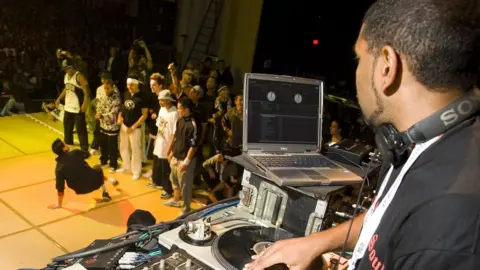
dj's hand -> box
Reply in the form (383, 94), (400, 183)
(246, 236), (321, 270)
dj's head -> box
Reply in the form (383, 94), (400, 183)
(52, 138), (69, 156)
(355, 0), (480, 130)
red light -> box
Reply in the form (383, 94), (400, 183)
(312, 39), (319, 45)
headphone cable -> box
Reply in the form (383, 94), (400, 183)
(333, 152), (377, 270)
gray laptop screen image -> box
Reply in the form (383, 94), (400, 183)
(246, 78), (320, 146)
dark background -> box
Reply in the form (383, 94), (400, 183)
(252, 0), (376, 96)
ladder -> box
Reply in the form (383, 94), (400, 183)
(184, 0), (225, 67)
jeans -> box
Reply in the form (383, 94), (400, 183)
(0, 98), (25, 116)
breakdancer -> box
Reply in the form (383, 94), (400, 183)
(48, 138), (119, 209)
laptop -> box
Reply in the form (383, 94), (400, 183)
(242, 73), (363, 187)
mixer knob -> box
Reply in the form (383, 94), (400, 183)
(172, 252), (179, 259)
(158, 259), (165, 270)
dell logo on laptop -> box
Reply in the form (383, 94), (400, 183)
(280, 147), (288, 151)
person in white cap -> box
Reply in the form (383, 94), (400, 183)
(117, 74), (148, 180)
(151, 90), (178, 198)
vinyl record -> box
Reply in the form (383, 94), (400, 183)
(212, 226), (295, 270)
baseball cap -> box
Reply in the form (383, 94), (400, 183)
(158, 90), (175, 101)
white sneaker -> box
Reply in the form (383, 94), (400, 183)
(107, 177), (119, 186)
(142, 170), (153, 178)
(109, 168), (116, 174)
(132, 174), (141, 180)
(116, 168), (130, 174)
(164, 199), (181, 207)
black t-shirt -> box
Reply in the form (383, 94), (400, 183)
(356, 116), (480, 270)
(55, 150), (103, 195)
(122, 91), (146, 128)
(192, 102), (208, 124)
(145, 91), (160, 133)
(172, 115), (202, 160)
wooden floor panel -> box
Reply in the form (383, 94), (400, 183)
(0, 115), (192, 269)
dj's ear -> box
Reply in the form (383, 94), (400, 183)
(379, 45), (400, 96)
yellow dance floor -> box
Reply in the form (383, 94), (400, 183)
(0, 113), (203, 269)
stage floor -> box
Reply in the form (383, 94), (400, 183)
(0, 113), (204, 269)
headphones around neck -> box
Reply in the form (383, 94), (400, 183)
(374, 89), (480, 167)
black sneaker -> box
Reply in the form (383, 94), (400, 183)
(101, 192), (112, 202)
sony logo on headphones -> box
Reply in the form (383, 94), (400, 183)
(440, 100), (475, 126)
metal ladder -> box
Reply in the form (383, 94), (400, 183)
(185, 0), (225, 67)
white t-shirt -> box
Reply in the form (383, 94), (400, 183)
(153, 106), (178, 158)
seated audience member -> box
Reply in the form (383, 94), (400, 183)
(203, 150), (240, 202)
(49, 139), (118, 210)
(328, 120), (344, 146)
(0, 77), (30, 116)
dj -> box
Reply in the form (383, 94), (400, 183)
(247, 0), (480, 270)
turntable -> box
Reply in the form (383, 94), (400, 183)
(156, 165), (364, 270)
(158, 204), (266, 269)
(212, 226), (294, 270)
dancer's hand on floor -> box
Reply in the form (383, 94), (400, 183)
(48, 203), (62, 210)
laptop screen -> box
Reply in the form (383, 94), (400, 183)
(246, 77), (321, 147)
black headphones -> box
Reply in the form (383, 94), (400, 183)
(374, 89), (480, 167)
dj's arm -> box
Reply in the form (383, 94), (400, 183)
(310, 212), (365, 253)
(248, 213), (366, 270)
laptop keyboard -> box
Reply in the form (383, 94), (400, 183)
(254, 155), (340, 168)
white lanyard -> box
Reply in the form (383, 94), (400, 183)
(349, 135), (441, 270)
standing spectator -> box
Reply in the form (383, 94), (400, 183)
(55, 59), (90, 155)
(151, 90), (178, 199)
(222, 94), (243, 155)
(165, 98), (201, 214)
(117, 74), (148, 180)
(95, 78), (121, 173)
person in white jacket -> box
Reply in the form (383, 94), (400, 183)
(151, 90), (178, 199)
